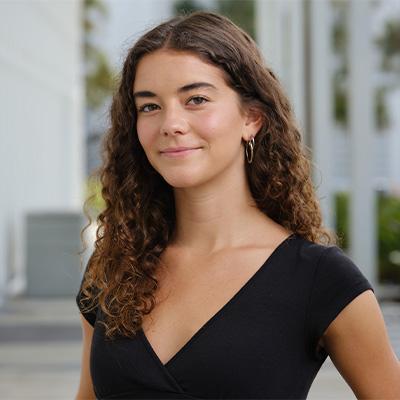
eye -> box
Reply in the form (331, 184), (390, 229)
(187, 96), (208, 106)
(137, 96), (208, 113)
(137, 103), (159, 113)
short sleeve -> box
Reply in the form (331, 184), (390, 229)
(307, 245), (374, 360)
(76, 262), (98, 327)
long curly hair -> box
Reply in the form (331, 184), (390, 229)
(78, 10), (337, 339)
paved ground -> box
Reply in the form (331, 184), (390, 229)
(0, 297), (399, 400)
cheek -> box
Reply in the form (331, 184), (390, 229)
(136, 119), (156, 150)
(197, 106), (242, 142)
(194, 110), (232, 141)
(200, 112), (219, 130)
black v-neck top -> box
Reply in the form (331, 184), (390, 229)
(76, 234), (374, 399)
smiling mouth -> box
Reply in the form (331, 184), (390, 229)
(160, 148), (202, 158)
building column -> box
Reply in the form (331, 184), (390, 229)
(309, 0), (335, 233)
(348, 0), (377, 288)
(256, 0), (306, 130)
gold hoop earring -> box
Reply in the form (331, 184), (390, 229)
(245, 137), (255, 164)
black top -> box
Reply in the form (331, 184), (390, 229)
(76, 234), (374, 399)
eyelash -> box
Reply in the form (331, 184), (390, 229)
(137, 96), (209, 113)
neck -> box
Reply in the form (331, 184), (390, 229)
(171, 161), (273, 255)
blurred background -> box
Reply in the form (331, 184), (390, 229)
(0, 0), (399, 398)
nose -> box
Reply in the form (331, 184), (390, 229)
(159, 103), (189, 136)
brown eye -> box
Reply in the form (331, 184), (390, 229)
(138, 104), (159, 113)
(187, 96), (208, 105)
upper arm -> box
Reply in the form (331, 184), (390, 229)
(321, 290), (400, 399)
(75, 314), (96, 400)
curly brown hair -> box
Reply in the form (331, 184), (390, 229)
(78, 10), (337, 339)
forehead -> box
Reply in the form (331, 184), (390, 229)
(133, 50), (228, 92)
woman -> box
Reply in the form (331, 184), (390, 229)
(75, 11), (400, 400)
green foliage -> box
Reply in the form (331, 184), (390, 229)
(335, 191), (400, 283)
(375, 86), (390, 130)
(335, 191), (349, 249)
(83, 0), (114, 110)
(378, 193), (400, 282)
(332, 4), (346, 55)
(84, 176), (105, 218)
(85, 50), (114, 110)
(333, 70), (347, 127)
(216, 0), (255, 39)
(173, 0), (255, 39)
(375, 18), (400, 76)
(173, 0), (204, 14)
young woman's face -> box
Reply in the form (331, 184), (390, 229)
(133, 49), (260, 189)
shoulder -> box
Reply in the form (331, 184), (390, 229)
(297, 237), (375, 308)
(304, 241), (372, 292)
(295, 236), (334, 262)
(295, 237), (367, 280)
(281, 236), (374, 295)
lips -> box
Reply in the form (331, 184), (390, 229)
(160, 147), (202, 158)
(160, 146), (202, 153)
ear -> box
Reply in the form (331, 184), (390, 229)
(242, 106), (264, 141)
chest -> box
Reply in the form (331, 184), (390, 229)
(140, 246), (279, 366)
(90, 235), (321, 399)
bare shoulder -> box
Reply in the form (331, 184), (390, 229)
(322, 290), (400, 398)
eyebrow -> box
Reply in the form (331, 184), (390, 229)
(132, 82), (217, 101)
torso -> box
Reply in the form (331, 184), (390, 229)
(141, 227), (294, 366)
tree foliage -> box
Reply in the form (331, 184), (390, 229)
(83, 0), (114, 110)
(335, 191), (400, 284)
(173, 0), (255, 39)
(375, 17), (400, 75)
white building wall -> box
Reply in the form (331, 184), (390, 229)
(0, 0), (85, 302)
(333, 129), (394, 192)
(387, 89), (400, 195)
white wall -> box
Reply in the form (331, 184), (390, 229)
(387, 88), (400, 194)
(0, 0), (85, 301)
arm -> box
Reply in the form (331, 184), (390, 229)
(320, 290), (400, 399)
(75, 314), (96, 400)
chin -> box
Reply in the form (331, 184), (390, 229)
(160, 171), (205, 189)
(163, 177), (199, 189)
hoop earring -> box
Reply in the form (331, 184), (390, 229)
(245, 137), (255, 164)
